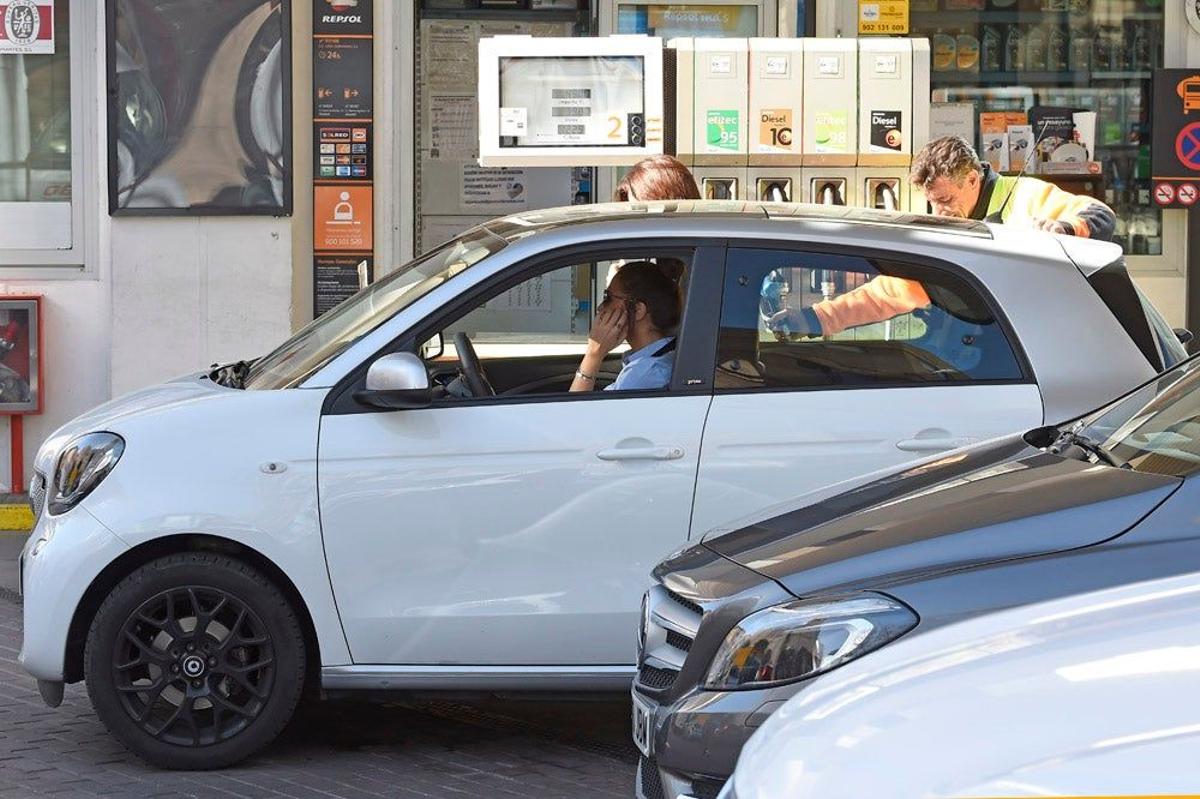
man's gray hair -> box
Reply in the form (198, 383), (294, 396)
(909, 136), (983, 188)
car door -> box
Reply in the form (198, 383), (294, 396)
(692, 244), (1045, 532)
(317, 244), (722, 667)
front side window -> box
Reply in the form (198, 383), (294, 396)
(245, 227), (506, 390)
(425, 252), (689, 399)
(716, 248), (1024, 390)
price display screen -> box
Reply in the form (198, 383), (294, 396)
(498, 56), (646, 148)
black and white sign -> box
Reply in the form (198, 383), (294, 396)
(869, 110), (903, 152)
(314, 255), (373, 316)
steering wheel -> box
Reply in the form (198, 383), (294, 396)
(453, 332), (495, 398)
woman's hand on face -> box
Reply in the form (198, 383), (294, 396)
(589, 303), (628, 354)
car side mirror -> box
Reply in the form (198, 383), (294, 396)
(354, 353), (432, 410)
(420, 332), (444, 360)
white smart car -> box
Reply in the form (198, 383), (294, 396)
(719, 571), (1200, 798)
(18, 202), (1182, 768)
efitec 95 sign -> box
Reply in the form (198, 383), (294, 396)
(0, 0), (54, 55)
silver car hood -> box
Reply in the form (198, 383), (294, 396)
(33, 373), (229, 477)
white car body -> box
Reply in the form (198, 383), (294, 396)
(722, 572), (1200, 799)
(19, 204), (1169, 697)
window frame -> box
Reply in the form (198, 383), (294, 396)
(322, 238), (727, 416)
(712, 240), (1037, 395)
(0, 0), (93, 269)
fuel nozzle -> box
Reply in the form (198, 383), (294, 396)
(867, 178), (900, 211)
(702, 177), (738, 201)
(757, 179), (791, 203)
(812, 179), (846, 206)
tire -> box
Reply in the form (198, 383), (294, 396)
(84, 552), (306, 769)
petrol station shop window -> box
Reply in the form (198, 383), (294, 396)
(0, 1), (71, 205)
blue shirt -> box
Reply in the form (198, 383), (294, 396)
(605, 336), (676, 391)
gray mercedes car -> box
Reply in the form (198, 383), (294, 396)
(635, 354), (1200, 799)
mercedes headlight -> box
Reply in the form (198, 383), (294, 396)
(704, 593), (917, 690)
(49, 432), (125, 515)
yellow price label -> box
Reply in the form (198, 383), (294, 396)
(859, 0), (910, 34)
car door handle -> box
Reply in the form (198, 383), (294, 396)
(596, 446), (685, 461)
(896, 437), (974, 452)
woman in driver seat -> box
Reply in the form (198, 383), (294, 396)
(570, 261), (682, 392)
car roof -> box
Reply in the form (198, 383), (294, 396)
(483, 200), (995, 241)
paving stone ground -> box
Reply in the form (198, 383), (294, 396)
(0, 532), (637, 798)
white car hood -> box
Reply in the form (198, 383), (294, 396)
(34, 372), (230, 476)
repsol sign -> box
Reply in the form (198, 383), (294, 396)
(322, 14), (362, 23)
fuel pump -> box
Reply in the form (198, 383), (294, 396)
(801, 38), (856, 205)
(747, 38), (803, 202)
(854, 38), (930, 212)
(689, 38), (749, 200)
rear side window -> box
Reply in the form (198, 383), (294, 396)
(1137, 289), (1188, 369)
(1085, 260), (1166, 371)
(716, 248), (1025, 390)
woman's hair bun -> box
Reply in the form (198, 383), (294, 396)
(656, 258), (685, 283)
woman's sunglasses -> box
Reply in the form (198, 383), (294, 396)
(602, 289), (637, 306)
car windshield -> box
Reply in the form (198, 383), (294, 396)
(244, 227), (506, 390)
(1076, 355), (1200, 477)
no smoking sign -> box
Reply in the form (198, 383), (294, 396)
(1155, 182), (1176, 205)
(1180, 183), (1199, 206)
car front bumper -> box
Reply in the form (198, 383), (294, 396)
(19, 507), (128, 683)
(634, 682), (797, 799)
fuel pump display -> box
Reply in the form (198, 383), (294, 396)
(475, 35), (930, 210)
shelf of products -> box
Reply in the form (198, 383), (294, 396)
(913, 0), (1164, 255)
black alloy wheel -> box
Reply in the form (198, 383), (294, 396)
(85, 553), (305, 769)
(113, 586), (274, 746)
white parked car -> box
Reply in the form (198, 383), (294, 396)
(18, 202), (1181, 768)
(719, 571), (1200, 798)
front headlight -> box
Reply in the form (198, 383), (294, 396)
(48, 432), (125, 515)
(704, 593), (917, 690)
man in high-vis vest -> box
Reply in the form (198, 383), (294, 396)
(767, 135), (1117, 338)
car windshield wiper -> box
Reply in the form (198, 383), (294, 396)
(1049, 426), (1126, 469)
(208, 359), (254, 389)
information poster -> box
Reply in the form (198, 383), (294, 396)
(314, 255), (374, 317)
(313, 0), (374, 317)
(462, 165), (528, 208)
(314, 36), (374, 119)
